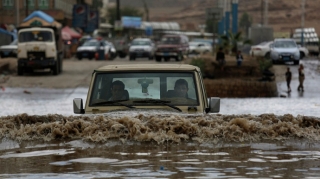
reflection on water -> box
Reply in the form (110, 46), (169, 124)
(0, 113), (320, 178)
(0, 140), (320, 178)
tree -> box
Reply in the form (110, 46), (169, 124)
(108, 6), (144, 28)
(239, 12), (252, 38)
(220, 31), (252, 55)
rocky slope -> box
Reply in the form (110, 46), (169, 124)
(110, 0), (320, 34)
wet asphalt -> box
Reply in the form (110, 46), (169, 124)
(0, 57), (319, 117)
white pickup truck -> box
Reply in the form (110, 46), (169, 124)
(17, 27), (63, 75)
(73, 64), (220, 114)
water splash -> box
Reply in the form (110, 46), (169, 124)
(0, 113), (320, 143)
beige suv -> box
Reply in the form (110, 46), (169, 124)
(73, 64), (220, 114)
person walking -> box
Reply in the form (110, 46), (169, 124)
(285, 67), (292, 92)
(235, 50), (243, 67)
(216, 47), (226, 70)
(297, 64), (305, 92)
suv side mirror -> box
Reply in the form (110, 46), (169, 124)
(73, 98), (85, 114)
(207, 97), (220, 113)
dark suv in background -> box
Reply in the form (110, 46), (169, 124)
(155, 34), (189, 62)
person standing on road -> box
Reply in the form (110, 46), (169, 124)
(216, 47), (226, 71)
(235, 50), (243, 67)
(285, 67), (292, 92)
(297, 64), (305, 92)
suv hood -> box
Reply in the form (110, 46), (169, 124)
(86, 108), (205, 117)
(273, 48), (299, 53)
(78, 46), (97, 51)
(157, 44), (179, 48)
(129, 45), (151, 51)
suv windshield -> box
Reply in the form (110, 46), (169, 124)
(131, 40), (151, 46)
(160, 36), (180, 44)
(274, 41), (297, 48)
(89, 72), (199, 107)
(19, 31), (53, 42)
(83, 41), (99, 47)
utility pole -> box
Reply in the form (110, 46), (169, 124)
(142, 0), (149, 21)
(264, 0), (268, 26)
(116, 0), (120, 21)
(301, 0), (305, 46)
(25, 0), (29, 17)
(261, 0), (263, 26)
(16, 0), (20, 26)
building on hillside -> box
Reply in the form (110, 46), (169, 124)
(0, 0), (92, 27)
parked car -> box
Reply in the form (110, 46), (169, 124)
(155, 34), (189, 62)
(270, 38), (300, 65)
(297, 45), (309, 59)
(0, 39), (17, 58)
(76, 39), (116, 60)
(188, 41), (212, 55)
(249, 41), (273, 58)
(128, 38), (156, 60)
(250, 41), (308, 59)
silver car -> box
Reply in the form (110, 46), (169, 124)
(270, 39), (300, 65)
(128, 38), (156, 60)
(0, 39), (17, 58)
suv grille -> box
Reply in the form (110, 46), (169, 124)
(27, 51), (46, 60)
(158, 48), (177, 52)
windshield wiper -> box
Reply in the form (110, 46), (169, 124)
(92, 100), (135, 109)
(133, 99), (182, 112)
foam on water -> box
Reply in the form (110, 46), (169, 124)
(0, 113), (319, 143)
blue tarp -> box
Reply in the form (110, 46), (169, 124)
(23, 11), (54, 23)
(0, 28), (16, 40)
(0, 28), (12, 36)
(122, 16), (142, 28)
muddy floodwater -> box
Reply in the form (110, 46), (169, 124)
(1, 62), (320, 179)
(1, 111), (320, 178)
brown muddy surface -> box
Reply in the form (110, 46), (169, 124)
(1, 113), (320, 178)
(1, 113), (320, 143)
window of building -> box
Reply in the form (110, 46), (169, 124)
(24, 0), (35, 9)
(38, 0), (49, 9)
(2, 0), (14, 9)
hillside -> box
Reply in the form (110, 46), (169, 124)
(109, 0), (320, 35)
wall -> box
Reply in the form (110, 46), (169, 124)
(204, 79), (278, 98)
(249, 26), (274, 45)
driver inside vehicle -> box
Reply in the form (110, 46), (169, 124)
(173, 79), (189, 98)
(165, 79), (197, 104)
(108, 80), (127, 101)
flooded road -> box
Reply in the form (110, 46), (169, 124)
(0, 113), (320, 178)
(0, 59), (319, 178)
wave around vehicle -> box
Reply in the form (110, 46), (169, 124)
(1, 112), (320, 143)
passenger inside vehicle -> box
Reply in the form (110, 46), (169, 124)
(108, 80), (129, 101)
(166, 79), (189, 98)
